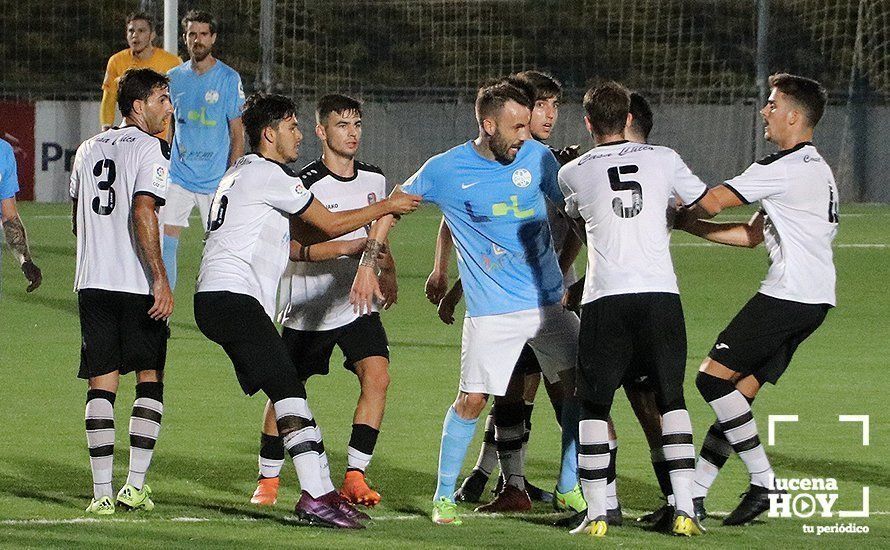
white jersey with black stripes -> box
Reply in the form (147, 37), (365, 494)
(558, 140), (708, 304)
(197, 154), (313, 318)
(724, 142), (838, 306)
(70, 125), (170, 295)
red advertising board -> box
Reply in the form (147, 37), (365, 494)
(0, 101), (36, 200)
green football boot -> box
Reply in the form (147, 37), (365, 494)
(116, 483), (155, 511)
(432, 496), (462, 525)
(554, 484), (587, 513)
(85, 495), (115, 515)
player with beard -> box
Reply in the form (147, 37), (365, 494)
(248, 94), (396, 509)
(429, 71), (586, 514)
(161, 10), (245, 296)
(350, 77), (581, 525)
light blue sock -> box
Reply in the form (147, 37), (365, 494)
(161, 235), (179, 290)
(557, 397), (580, 493)
(434, 406), (478, 501)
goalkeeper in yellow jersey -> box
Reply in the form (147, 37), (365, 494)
(100, 12), (180, 136)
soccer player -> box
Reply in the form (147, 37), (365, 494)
(99, 12), (181, 134)
(162, 10), (245, 291)
(1, 137), (42, 293)
(676, 73), (837, 526)
(71, 68), (174, 515)
(431, 71), (582, 511)
(558, 82), (709, 537)
(193, 93), (420, 528)
(351, 77), (581, 525)
(249, 94), (395, 509)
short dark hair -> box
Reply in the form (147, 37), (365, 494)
(768, 73), (827, 127)
(516, 70), (562, 100)
(475, 77), (535, 122)
(629, 92), (653, 140)
(126, 11), (153, 30)
(181, 9), (217, 34)
(118, 68), (169, 118)
(242, 93), (297, 149)
(315, 94), (363, 125)
(583, 82), (631, 137)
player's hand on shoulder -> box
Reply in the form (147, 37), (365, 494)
(425, 269), (448, 305)
(350, 265), (383, 316)
(148, 278), (174, 321)
(21, 260), (42, 292)
(386, 190), (422, 215)
(556, 144), (581, 165)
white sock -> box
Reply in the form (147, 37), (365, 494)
(579, 419), (610, 520)
(708, 391), (774, 489)
(275, 397), (330, 498)
(662, 410), (696, 517)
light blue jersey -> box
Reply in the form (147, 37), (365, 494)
(403, 139), (564, 317)
(168, 60), (245, 194)
(0, 138), (20, 199)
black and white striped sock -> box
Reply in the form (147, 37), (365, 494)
(258, 432), (285, 479)
(662, 409), (696, 517)
(346, 423), (379, 474)
(578, 418), (610, 520)
(126, 382), (163, 490)
(692, 422), (733, 498)
(472, 411), (498, 477)
(274, 397), (330, 498)
(85, 389), (116, 499)
(494, 401), (526, 491)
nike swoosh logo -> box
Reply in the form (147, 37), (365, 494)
(461, 182), (479, 189)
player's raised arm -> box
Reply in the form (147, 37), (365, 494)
(296, 187), (419, 245)
(133, 195), (173, 320)
(678, 210), (765, 248)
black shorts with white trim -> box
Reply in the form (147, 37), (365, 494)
(577, 292), (687, 412)
(77, 288), (167, 379)
(281, 313), (389, 380)
(709, 292), (830, 385)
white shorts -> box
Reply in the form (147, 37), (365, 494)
(460, 303), (579, 396)
(159, 182), (214, 229)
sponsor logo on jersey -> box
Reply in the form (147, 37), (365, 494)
(492, 195), (534, 219)
(803, 154), (822, 163)
(461, 181), (479, 189)
(618, 144), (654, 156)
(152, 163), (169, 191)
(512, 168), (532, 188)
(367, 192), (377, 205)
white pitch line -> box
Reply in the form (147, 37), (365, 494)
(671, 242), (887, 248)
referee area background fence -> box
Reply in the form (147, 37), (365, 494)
(0, 0), (887, 202)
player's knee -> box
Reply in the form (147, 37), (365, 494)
(695, 370), (734, 402)
(357, 359), (390, 395)
(580, 398), (611, 422)
(455, 392), (487, 419)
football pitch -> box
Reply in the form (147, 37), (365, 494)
(0, 202), (887, 549)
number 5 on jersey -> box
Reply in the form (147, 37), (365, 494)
(609, 164), (643, 218)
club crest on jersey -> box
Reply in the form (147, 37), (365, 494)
(367, 192), (378, 205)
(512, 168), (532, 188)
(204, 90), (220, 104)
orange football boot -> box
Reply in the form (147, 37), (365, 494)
(250, 477), (280, 506)
(339, 471), (381, 507)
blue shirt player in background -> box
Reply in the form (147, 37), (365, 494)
(162, 10), (245, 291)
(1, 137), (41, 293)
(349, 77), (582, 526)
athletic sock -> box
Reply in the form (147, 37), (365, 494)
(126, 382), (163, 490)
(650, 447), (674, 502)
(578, 417), (610, 520)
(315, 425), (336, 493)
(605, 438), (618, 509)
(520, 401), (534, 468)
(85, 389), (116, 499)
(161, 235), (179, 291)
(434, 406), (478, 501)
(697, 372), (773, 489)
(557, 397), (580, 493)
(346, 423), (380, 474)
(471, 411), (498, 477)
(258, 432), (285, 479)
(692, 422), (733, 498)
(274, 397), (329, 498)
(662, 409), (696, 517)
(494, 401), (526, 491)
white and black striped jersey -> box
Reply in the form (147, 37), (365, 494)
(278, 158), (387, 331)
(70, 125), (170, 294)
(197, 154), (313, 318)
(724, 142), (837, 306)
(558, 141), (708, 304)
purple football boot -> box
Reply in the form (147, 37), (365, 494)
(293, 491), (365, 529)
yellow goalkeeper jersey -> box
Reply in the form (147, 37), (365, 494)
(100, 47), (181, 135)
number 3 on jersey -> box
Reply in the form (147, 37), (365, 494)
(608, 164), (643, 218)
(207, 172), (238, 231)
(91, 159), (116, 215)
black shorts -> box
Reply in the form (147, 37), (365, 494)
(194, 291), (305, 402)
(515, 344), (543, 375)
(281, 313), (389, 379)
(709, 293), (830, 385)
(578, 293), (687, 412)
(77, 288), (168, 379)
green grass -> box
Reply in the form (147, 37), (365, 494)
(1, 202), (888, 549)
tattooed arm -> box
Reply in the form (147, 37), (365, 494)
(1, 197), (42, 292)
